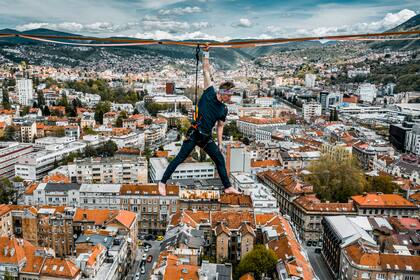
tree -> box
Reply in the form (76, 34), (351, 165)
(42, 105), (51, 116)
(84, 145), (96, 157)
(95, 101), (111, 114)
(3, 270), (14, 280)
(94, 110), (104, 124)
(305, 154), (366, 202)
(133, 108), (139, 115)
(0, 177), (16, 204)
(366, 174), (398, 194)
(37, 91), (46, 106)
(2, 89), (11, 110)
(242, 137), (250, 145)
(0, 126), (16, 141)
(144, 118), (153, 125)
(287, 116), (297, 125)
(143, 147), (153, 159)
(236, 245), (278, 280)
(97, 140), (118, 157)
(21, 106), (30, 116)
(223, 121), (243, 140)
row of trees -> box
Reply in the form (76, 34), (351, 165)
(305, 154), (399, 202)
(64, 79), (144, 104)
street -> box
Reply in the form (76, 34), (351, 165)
(127, 241), (162, 280)
(305, 247), (333, 280)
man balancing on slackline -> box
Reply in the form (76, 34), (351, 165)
(158, 46), (241, 196)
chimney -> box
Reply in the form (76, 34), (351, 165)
(83, 213), (87, 220)
(4, 246), (8, 256)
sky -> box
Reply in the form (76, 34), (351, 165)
(0, 0), (418, 41)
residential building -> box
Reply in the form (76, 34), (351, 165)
(149, 157), (215, 182)
(37, 206), (76, 257)
(144, 124), (165, 147)
(257, 213), (316, 280)
(178, 189), (220, 211)
(28, 182), (80, 207)
(405, 124), (420, 155)
(340, 242), (420, 280)
(257, 170), (313, 217)
(79, 184), (121, 210)
(305, 74), (316, 88)
(20, 121), (37, 143)
(212, 211), (256, 263)
(237, 117), (287, 137)
(302, 101), (322, 122)
(292, 194), (356, 244)
(351, 193), (419, 218)
(357, 83), (377, 103)
(221, 142), (251, 175)
(0, 236), (81, 280)
(0, 204), (12, 237)
(0, 142), (33, 179)
(16, 78), (33, 106)
(321, 215), (377, 278)
(119, 184), (179, 234)
(111, 131), (145, 149)
(69, 156), (148, 184)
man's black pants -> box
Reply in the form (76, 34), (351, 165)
(160, 129), (231, 189)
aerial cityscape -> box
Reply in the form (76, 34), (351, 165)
(0, 1), (419, 280)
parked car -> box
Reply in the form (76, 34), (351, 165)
(142, 254), (147, 261)
(156, 235), (164, 241)
(147, 255), (153, 263)
(140, 266), (146, 274)
(315, 248), (322, 254)
(145, 234), (155, 241)
(144, 246), (149, 252)
(135, 272), (140, 280)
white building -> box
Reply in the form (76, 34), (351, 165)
(15, 141), (87, 180)
(149, 157), (215, 182)
(34, 136), (76, 149)
(16, 78), (33, 106)
(79, 184), (121, 210)
(111, 131), (145, 149)
(237, 117), (287, 137)
(302, 101), (322, 121)
(250, 184), (278, 213)
(0, 142), (33, 178)
(304, 74), (316, 88)
(405, 124), (420, 155)
(68, 156), (148, 184)
(27, 182), (80, 207)
(357, 83), (377, 103)
(255, 97), (274, 107)
(221, 142), (251, 174)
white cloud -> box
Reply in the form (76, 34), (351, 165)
(234, 18), (252, 28)
(132, 30), (230, 41)
(142, 20), (210, 33)
(266, 9), (416, 37)
(16, 21), (138, 33)
(158, 6), (202, 16)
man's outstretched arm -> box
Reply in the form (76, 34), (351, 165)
(203, 46), (212, 90)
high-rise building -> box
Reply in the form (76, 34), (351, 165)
(405, 124), (420, 155)
(302, 101), (322, 121)
(304, 74), (316, 88)
(357, 83), (377, 103)
(16, 78), (33, 106)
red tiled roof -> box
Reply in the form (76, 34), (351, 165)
(352, 193), (417, 208)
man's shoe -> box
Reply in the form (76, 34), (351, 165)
(158, 182), (167, 196)
(223, 187), (241, 195)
